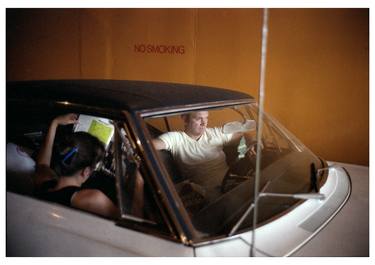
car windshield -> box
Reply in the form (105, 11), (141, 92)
(143, 103), (325, 238)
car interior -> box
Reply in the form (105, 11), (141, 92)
(7, 102), (326, 237)
(6, 106), (166, 228)
(143, 110), (326, 236)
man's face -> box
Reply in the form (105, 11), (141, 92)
(185, 111), (209, 137)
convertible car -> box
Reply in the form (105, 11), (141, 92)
(6, 80), (366, 256)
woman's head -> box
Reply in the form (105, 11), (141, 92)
(54, 132), (105, 177)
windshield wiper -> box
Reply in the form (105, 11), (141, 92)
(228, 181), (271, 236)
(228, 180), (326, 237)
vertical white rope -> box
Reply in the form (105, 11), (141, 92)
(251, 8), (269, 257)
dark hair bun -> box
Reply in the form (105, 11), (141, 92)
(55, 132), (105, 176)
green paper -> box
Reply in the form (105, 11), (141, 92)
(88, 120), (113, 145)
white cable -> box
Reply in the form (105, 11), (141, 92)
(251, 8), (269, 257)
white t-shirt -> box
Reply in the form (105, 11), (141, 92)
(159, 128), (232, 189)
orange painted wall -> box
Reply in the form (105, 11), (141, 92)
(6, 8), (369, 165)
(6, 9), (81, 79)
(266, 9), (369, 166)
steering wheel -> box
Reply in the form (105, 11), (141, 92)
(220, 143), (258, 193)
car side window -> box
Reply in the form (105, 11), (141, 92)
(6, 102), (173, 237)
(113, 121), (172, 234)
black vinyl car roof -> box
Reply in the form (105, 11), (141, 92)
(7, 80), (253, 113)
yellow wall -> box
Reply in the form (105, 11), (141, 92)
(6, 8), (369, 165)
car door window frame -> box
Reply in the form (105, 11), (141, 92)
(112, 116), (182, 241)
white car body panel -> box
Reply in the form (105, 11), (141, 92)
(241, 164), (351, 256)
(292, 162), (369, 256)
(7, 192), (194, 257)
(194, 163), (352, 257)
(7, 161), (361, 257)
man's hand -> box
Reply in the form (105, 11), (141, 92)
(246, 139), (264, 157)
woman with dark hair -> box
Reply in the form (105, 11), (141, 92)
(34, 113), (119, 219)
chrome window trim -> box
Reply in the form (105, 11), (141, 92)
(139, 99), (253, 118)
(121, 110), (195, 244)
(113, 112), (184, 241)
(134, 112), (202, 243)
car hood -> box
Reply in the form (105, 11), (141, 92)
(194, 162), (364, 257)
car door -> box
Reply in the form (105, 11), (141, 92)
(6, 99), (194, 256)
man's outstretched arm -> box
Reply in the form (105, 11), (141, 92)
(152, 138), (166, 150)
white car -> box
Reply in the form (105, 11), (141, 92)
(6, 80), (368, 256)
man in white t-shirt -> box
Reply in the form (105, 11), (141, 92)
(152, 111), (243, 190)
